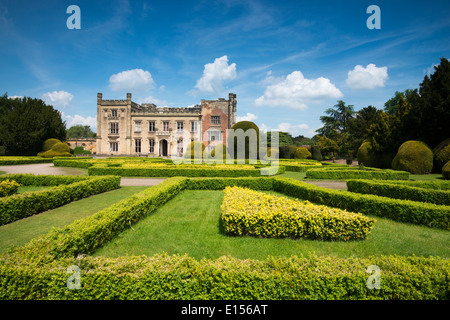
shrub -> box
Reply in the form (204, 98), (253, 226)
(0, 175), (121, 225)
(294, 147), (311, 159)
(73, 146), (84, 155)
(392, 140), (433, 174)
(305, 168), (409, 180)
(357, 141), (393, 168)
(273, 177), (449, 230)
(184, 141), (206, 160)
(279, 145), (298, 159)
(0, 180), (20, 197)
(42, 138), (62, 151)
(311, 145), (323, 161)
(433, 138), (450, 172)
(37, 150), (72, 158)
(221, 186), (375, 240)
(347, 179), (450, 206)
(443, 161), (450, 180)
(0, 157), (53, 165)
(210, 143), (228, 160)
(51, 142), (70, 153)
(227, 121), (260, 159)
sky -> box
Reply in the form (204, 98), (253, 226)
(1, 0), (449, 137)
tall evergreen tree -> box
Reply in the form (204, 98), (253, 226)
(0, 95), (66, 155)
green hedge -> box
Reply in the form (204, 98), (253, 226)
(347, 179), (450, 205)
(87, 165), (285, 177)
(0, 157), (54, 165)
(1, 253), (448, 300)
(186, 176), (274, 190)
(306, 168), (409, 180)
(0, 174), (89, 186)
(273, 177), (449, 230)
(0, 176), (448, 300)
(53, 159), (94, 168)
(0, 180), (20, 197)
(355, 179), (450, 191)
(0, 175), (121, 225)
(221, 186), (375, 241)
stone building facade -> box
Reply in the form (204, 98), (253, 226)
(96, 92), (237, 157)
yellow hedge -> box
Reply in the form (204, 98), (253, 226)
(221, 186), (375, 241)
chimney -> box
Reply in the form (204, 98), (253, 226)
(97, 93), (102, 101)
(127, 93), (132, 101)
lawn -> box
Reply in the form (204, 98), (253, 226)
(93, 189), (450, 260)
(0, 186), (148, 254)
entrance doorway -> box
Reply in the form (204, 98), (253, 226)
(159, 139), (168, 157)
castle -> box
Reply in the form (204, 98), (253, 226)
(96, 93), (237, 157)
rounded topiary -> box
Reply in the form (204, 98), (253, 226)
(392, 140), (433, 174)
(42, 138), (62, 151)
(184, 141), (206, 159)
(443, 160), (450, 180)
(37, 150), (72, 158)
(210, 143), (228, 159)
(51, 142), (70, 153)
(433, 138), (450, 172)
(227, 121), (260, 159)
(311, 145), (323, 161)
(266, 147), (279, 158)
(357, 141), (379, 168)
(294, 147), (311, 159)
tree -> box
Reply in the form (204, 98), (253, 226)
(316, 134), (339, 161)
(267, 131), (293, 146)
(316, 100), (355, 138)
(347, 105), (379, 152)
(66, 125), (96, 138)
(0, 95), (66, 156)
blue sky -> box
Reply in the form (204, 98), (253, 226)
(1, 0), (449, 137)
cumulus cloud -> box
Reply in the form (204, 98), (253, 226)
(194, 55), (237, 95)
(41, 90), (74, 108)
(62, 112), (97, 131)
(346, 64), (388, 90)
(136, 95), (168, 106)
(236, 113), (258, 122)
(109, 69), (155, 92)
(259, 122), (314, 137)
(8, 95), (23, 100)
(255, 71), (343, 110)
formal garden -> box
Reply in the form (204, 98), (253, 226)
(0, 59), (449, 300)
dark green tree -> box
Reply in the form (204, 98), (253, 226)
(316, 100), (355, 139)
(347, 105), (379, 152)
(0, 94), (66, 155)
(66, 125), (96, 138)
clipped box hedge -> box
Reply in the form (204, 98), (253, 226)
(306, 168), (410, 180)
(0, 176), (448, 300)
(87, 164), (285, 177)
(0, 175), (121, 225)
(221, 186), (375, 240)
(0, 156), (54, 165)
(0, 180), (20, 197)
(347, 179), (450, 206)
(365, 179), (450, 191)
(273, 177), (449, 230)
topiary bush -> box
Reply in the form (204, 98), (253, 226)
(42, 138), (62, 151)
(443, 161), (450, 180)
(210, 143), (228, 160)
(433, 138), (450, 172)
(38, 139), (72, 158)
(294, 147), (311, 159)
(392, 140), (433, 174)
(227, 121), (260, 160)
(183, 141), (206, 161)
(310, 145), (323, 161)
(357, 141), (393, 168)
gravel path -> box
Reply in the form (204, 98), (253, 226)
(303, 180), (348, 190)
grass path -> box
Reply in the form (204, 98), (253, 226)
(0, 186), (148, 254)
(94, 189), (450, 261)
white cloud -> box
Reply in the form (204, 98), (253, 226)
(109, 69), (155, 92)
(136, 95), (168, 106)
(41, 90), (74, 108)
(425, 63), (438, 75)
(346, 64), (388, 90)
(236, 113), (258, 122)
(8, 95), (22, 100)
(255, 71), (343, 110)
(259, 122), (314, 137)
(62, 112), (97, 131)
(194, 55), (237, 95)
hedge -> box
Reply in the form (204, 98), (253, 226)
(221, 186), (375, 240)
(0, 174), (90, 186)
(273, 177), (449, 230)
(347, 179), (450, 205)
(305, 168), (409, 180)
(355, 179), (450, 191)
(0, 157), (54, 165)
(0, 176), (448, 300)
(87, 165), (285, 177)
(0, 180), (20, 197)
(0, 175), (121, 225)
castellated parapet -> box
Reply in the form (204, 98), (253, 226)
(96, 92), (237, 157)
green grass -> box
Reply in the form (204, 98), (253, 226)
(278, 171), (306, 180)
(0, 171), (5, 175)
(93, 189), (450, 261)
(0, 186), (148, 254)
(410, 173), (445, 181)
